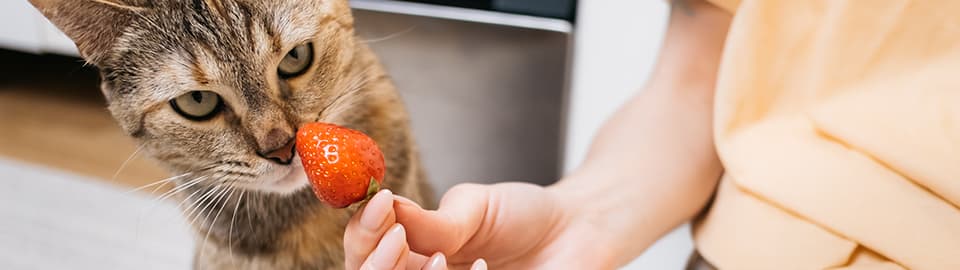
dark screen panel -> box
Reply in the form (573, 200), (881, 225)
(398, 0), (576, 22)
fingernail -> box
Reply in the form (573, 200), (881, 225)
(471, 258), (487, 270)
(424, 252), (447, 270)
(393, 195), (421, 209)
(369, 224), (406, 268)
(360, 189), (393, 230)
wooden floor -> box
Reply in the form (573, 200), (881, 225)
(0, 50), (166, 188)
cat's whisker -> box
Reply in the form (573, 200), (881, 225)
(151, 165), (222, 212)
(245, 191), (255, 240)
(317, 70), (383, 122)
(322, 83), (378, 121)
(111, 144), (145, 183)
(146, 179), (175, 198)
(172, 179), (213, 215)
(141, 175), (211, 230)
(344, 67), (378, 93)
(200, 184), (237, 263)
(360, 26), (416, 45)
(133, 163), (220, 197)
(143, 173), (198, 202)
(228, 189), (246, 261)
(182, 184), (221, 219)
(133, 171), (212, 250)
(191, 180), (235, 227)
(324, 92), (371, 121)
(192, 183), (234, 268)
(184, 184), (226, 228)
(317, 66), (375, 120)
(153, 174), (210, 204)
(124, 171), (194, 195)
(139, 174), (211, 229)
(342, 71), (381, 101)
(186, 184), (228, 270)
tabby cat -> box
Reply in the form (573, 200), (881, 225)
(30, 0), (431, 268)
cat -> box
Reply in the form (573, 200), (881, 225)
(30, 0), (432, 268)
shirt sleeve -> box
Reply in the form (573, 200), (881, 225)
(706, 0), (740, 13)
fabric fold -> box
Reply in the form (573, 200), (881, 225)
(694, 178), (856, 270)
(719, 115), (960, 269)
(809, 55), (960, 208)
(698, 0), (960, 268)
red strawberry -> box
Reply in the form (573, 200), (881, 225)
(295, 122), (384, 208)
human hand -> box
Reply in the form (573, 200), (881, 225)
(343, 189), (487, 270)
(345, 182), (613, 270)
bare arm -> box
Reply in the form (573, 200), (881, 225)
(551, 0), (731, 265)
(342, 2), (733, 269)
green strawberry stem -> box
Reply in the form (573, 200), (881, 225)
(365, 177), (381, 201)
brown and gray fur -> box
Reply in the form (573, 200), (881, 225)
(30, 0), (432, 268)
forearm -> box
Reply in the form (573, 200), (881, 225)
(551, 82), (721, 264)
(549, 0), (730, 266)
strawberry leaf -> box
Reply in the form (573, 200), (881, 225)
(365, 177), (380, 200)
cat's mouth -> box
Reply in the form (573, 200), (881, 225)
(250, 155), (309, 194)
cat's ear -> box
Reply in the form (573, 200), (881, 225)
(29, 0), (145, 65)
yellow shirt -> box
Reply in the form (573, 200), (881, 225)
(695, 0), (960, 269)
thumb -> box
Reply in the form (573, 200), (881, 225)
(393, 184), (490, 256)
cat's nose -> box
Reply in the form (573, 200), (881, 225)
(259, 139), (295, 164)
(257, 129), (296, 165)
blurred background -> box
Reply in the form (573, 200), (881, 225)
(0, 0), (679, 269)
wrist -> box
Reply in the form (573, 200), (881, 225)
(547, 168), (674, 268)
(546, 170), (624, 267)
(546, 169), (595, 225)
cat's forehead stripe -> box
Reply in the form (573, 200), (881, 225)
(113, 0), (336, 113)
(202, 0), (226, 18)
(272, 0), (328, 50)
(145, 55), (189, 102)
(184, 48), (211, 85)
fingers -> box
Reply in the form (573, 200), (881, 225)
(360, 224), (408, 270)
(394, 184), (489, 256)
(345, 190), (397, 270)
(348, 189), (487, 270)
(405, 252), (429, 270)
(419, 253), (446, 270)
(470, 259), (487, 270)
(416, 253), (487, 270)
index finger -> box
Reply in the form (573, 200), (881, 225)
(344, 189), (397, 270)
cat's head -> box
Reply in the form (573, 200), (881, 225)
(32, 0), (366, 194)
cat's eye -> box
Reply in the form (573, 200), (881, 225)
(170, 91), (223, 121)
(278, 43), (314, 78)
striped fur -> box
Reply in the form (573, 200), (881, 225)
(30, 0), (432, 268)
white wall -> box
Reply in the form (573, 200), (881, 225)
(0, 1), (45, 54)
(0, 1), (79, 56)
(566, 1), (693, 269)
